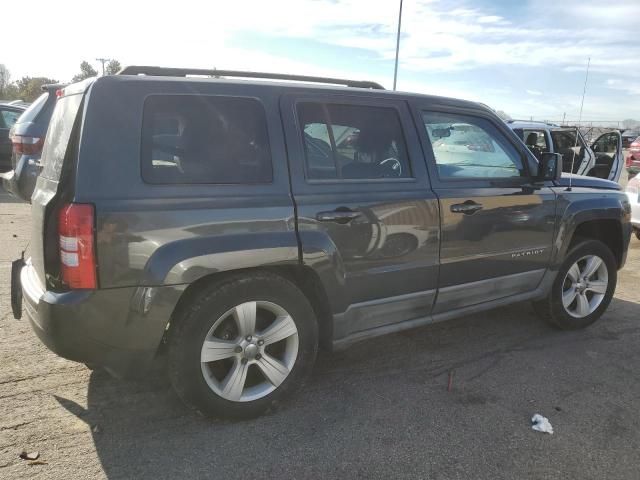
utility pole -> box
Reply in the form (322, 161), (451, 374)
(393, 0), (403, 91)
(95, 58), (110, 76)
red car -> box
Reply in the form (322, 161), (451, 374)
(627, 138), (640, 176)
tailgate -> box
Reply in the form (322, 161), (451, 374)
(30, 93), (84, 286)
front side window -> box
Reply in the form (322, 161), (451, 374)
(523, 130), (548, 151)
(592, 132), (618, 154)
(298, 102), (411, 180)
(520, 129), (549, 161)
(141, 95), (272, 184)
(422, 111), (525, 179)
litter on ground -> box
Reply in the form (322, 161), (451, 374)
(531, 414), (554, 434)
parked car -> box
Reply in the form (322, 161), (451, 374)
(622, 129), (639, 149)
(3, 85), (65, 201)
(11, 67), (632, 419)
(625, 175), (640, 239)
(626, 138), (640, 177)
(508, 121), (623, 183)
(0, 101), (27, 173)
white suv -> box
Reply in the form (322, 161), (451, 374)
(507, 121), (623, 183)
(626, 175), (640, 239)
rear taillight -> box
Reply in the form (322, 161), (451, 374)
(11, 135), (44, 156)
(58, 204), (97, 289)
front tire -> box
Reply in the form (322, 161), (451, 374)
(533, 239), (617, 330)
(168, 272), (318, 419)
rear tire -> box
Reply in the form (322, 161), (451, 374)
(634, 229), (640, 241)
(533, 239), (617, 330)
(168, 272), (318, 419)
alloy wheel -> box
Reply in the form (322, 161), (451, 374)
(561, 255), (609, 318)
(200, 301), (299, 402)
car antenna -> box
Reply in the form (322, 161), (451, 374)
(567, 57), (591, 191)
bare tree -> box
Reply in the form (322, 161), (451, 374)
(0, 64), (11, 97)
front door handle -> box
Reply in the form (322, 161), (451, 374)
(450, 201), (483, 215)
(316, 208), (361, 224)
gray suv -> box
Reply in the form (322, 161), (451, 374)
(11, 67), (632, 418)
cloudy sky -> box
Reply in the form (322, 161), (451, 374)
(4, 0), (639, 121)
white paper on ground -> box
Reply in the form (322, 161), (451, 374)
(531, 413), (554, 434)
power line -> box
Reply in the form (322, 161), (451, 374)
(95, 58), (111, 76)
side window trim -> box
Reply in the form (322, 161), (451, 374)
(295, 99), (414, 183)
(413, 105), (532, 185)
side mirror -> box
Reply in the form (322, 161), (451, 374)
(537, 152), (562, 181)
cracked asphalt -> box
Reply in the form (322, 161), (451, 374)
(1, 188), (640, 479)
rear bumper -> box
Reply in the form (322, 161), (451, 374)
(19, 262), (182, 378)
(1, 155), (39, 202)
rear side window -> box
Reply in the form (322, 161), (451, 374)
(40, 94), (83, 180)
(297, 102), (411, 180)
(141, 95), (272, 184)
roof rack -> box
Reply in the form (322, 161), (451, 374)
(117, 66), (385, 90)
(41, 83), (67, 92)
(507, 119), (559, 127)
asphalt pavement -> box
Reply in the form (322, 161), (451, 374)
(1, 189), (640, 479)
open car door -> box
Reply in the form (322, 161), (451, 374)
(550, 128), (592, 176)
(590, 131), (623, 183)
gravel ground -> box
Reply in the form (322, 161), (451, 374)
(1, 189), (640, 479)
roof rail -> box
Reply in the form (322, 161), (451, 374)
(507, 119), (559, 127)
(117, 65), (385, 90)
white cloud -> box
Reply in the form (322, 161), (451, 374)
(606, 78), (640, 96)
(477, 15), (506, 24)
(526, 90), (543, 96)
(2, 0), (639, 119)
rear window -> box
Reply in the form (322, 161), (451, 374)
(141, 95), (272, 184)
(17, 93), (49, 124)
(40, 93), (83, 180)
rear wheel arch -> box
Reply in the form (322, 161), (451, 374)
(165, 265), (333, 349)
(166, 270), (319, 418)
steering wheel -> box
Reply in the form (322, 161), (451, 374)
(379, 157), (402, 177)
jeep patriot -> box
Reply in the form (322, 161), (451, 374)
(11, 67), (632, 418)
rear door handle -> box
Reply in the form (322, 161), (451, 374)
(450, 201), (483, 215)
(316, 209), (361, 224)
